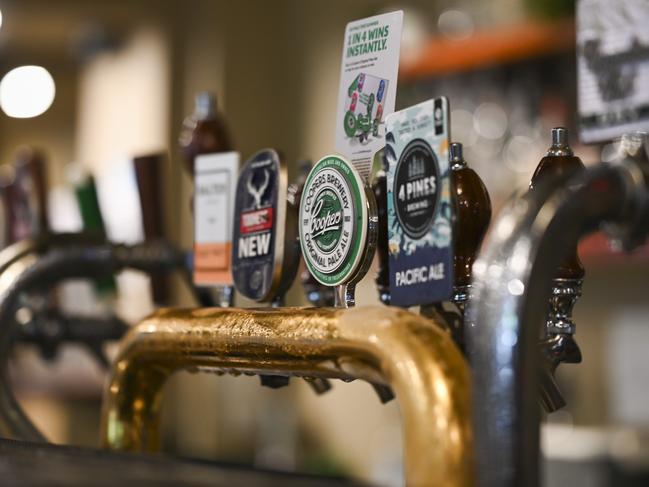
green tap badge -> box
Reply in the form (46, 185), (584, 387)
(299, 155), (371, 287)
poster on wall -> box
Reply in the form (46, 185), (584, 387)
(577, 0), (649, 143)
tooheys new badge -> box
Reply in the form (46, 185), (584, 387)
(299, 155), (376, 301)
(385, 97), (453, 307)
(232, 149), (298, 302)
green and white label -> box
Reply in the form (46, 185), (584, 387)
(334, 11), (403, 179)
(300, 155), (367, 286)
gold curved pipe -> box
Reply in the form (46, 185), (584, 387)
(100, 306), (473, 486)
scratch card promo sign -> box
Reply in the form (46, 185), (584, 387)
(232, 149), (283, 301)
(335, 11), (403, 179)
(385, 98), (453, 307)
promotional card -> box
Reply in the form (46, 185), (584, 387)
(385, 98), (453, 307)
(335, 11), (403, 179)
(193, 151), (239, 286)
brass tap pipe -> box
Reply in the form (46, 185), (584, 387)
(101, 306), (473, 487)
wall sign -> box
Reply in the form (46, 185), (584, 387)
(577, 0), (649, 143)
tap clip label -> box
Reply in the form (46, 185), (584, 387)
(385, 97), (453, 306)
(193, 151), (239, 286)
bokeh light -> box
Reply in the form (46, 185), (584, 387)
(0, 66), (56, 118)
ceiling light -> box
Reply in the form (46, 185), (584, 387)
(0, 66), (56, 118)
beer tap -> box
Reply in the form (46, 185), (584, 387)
(232, 149), (300, 389)
(299, 155), (377, 309)
(133, 153), (172, 306)
(372, 152), (390, 306)
(530, 127), (585, 412)
(100, 305), (473, 486)
(466, 134), (649, 487)
(422, 143), (492, 350)
(181, 91), (235, 307)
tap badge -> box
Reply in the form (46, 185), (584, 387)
(299, 155), (368, 286)
(385, 97), (453, 307)
(232, 149), (285, 301)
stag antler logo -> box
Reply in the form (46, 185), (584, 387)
(246, 169), (270, 209)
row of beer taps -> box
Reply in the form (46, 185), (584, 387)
(0, 88), (648, 486)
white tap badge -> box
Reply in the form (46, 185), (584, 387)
(193, 151), (239, 286)
(577, 0), (649, 143)
(335, 11), (403, 179)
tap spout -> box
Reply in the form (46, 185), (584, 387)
(466, 160), (649, 487)
(100, 306), (473, 487)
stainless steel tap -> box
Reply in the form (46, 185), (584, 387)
(466, 134), (649, 487)
(531, 128), (586, 412)
(0, 234), (201, 442)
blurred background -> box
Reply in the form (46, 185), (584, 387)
(0, 0), (648, 486)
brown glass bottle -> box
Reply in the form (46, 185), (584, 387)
(179, 92), (233, 175)
(450, 143), (492, 292)
(529, 127), (585, 280)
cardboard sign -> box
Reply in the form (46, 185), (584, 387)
(193, 152), (239, 286)
(232, 149), (287, 301)
(577, 0), (649, 142)
(385, 98), (453, 307)
(335, 11), (403, 179)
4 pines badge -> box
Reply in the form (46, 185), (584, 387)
(299, 155), (376, 299)
(385, 97), (453, 307)
(232, 149), (299, 303)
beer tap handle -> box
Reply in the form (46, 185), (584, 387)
(449, 142), (492, 310)
(181, 92), (234, 307)
(531, 128), (585, 412)
(133, 153), (169, 305)
(372, 156), (390, 305)
(421, 142), (491, 350)
(15, 147), (49, 234)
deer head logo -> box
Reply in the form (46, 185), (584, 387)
(246, 169), (270, 209)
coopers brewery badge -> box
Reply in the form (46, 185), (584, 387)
(299, 155), (367, 286)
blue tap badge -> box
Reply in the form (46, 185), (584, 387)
(232, 149), (285, 302)
(385, 97), (453, 307)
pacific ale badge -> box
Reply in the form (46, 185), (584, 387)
(232, 149), (288, 301)
(299, 155), (369, 287)
(194, 151), (239, 286)
(385, 97), (453, 307)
